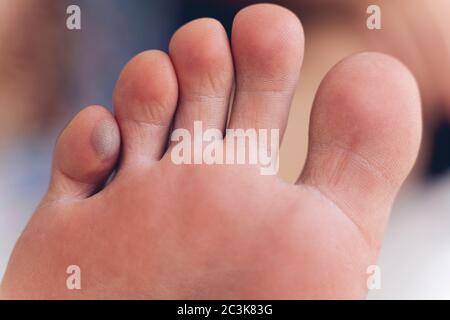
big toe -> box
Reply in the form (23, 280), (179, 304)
(298, 52), (422, 247)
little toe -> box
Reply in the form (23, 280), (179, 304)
(48, 105), (120, 200)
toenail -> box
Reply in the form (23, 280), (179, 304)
(92, 120), (120, 159)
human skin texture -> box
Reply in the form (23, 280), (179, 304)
(0, 4), (421, 299)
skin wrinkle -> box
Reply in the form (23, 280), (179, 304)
(309, 142), (398, 192)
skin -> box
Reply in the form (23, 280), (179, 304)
(0, 4), (421, 299)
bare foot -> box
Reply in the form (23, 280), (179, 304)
(0, 4), (421, 299)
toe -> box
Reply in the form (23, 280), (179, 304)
(48, 105), (120, 200)
(113, 50), (178, 165)
(298, 52), (422, 247)
(169, 18), (233, 133)
(228, 3), (304, 137)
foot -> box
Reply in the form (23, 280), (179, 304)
(0, 4), (421, 299)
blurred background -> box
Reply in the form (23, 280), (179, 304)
(1, 0), (449, 299)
